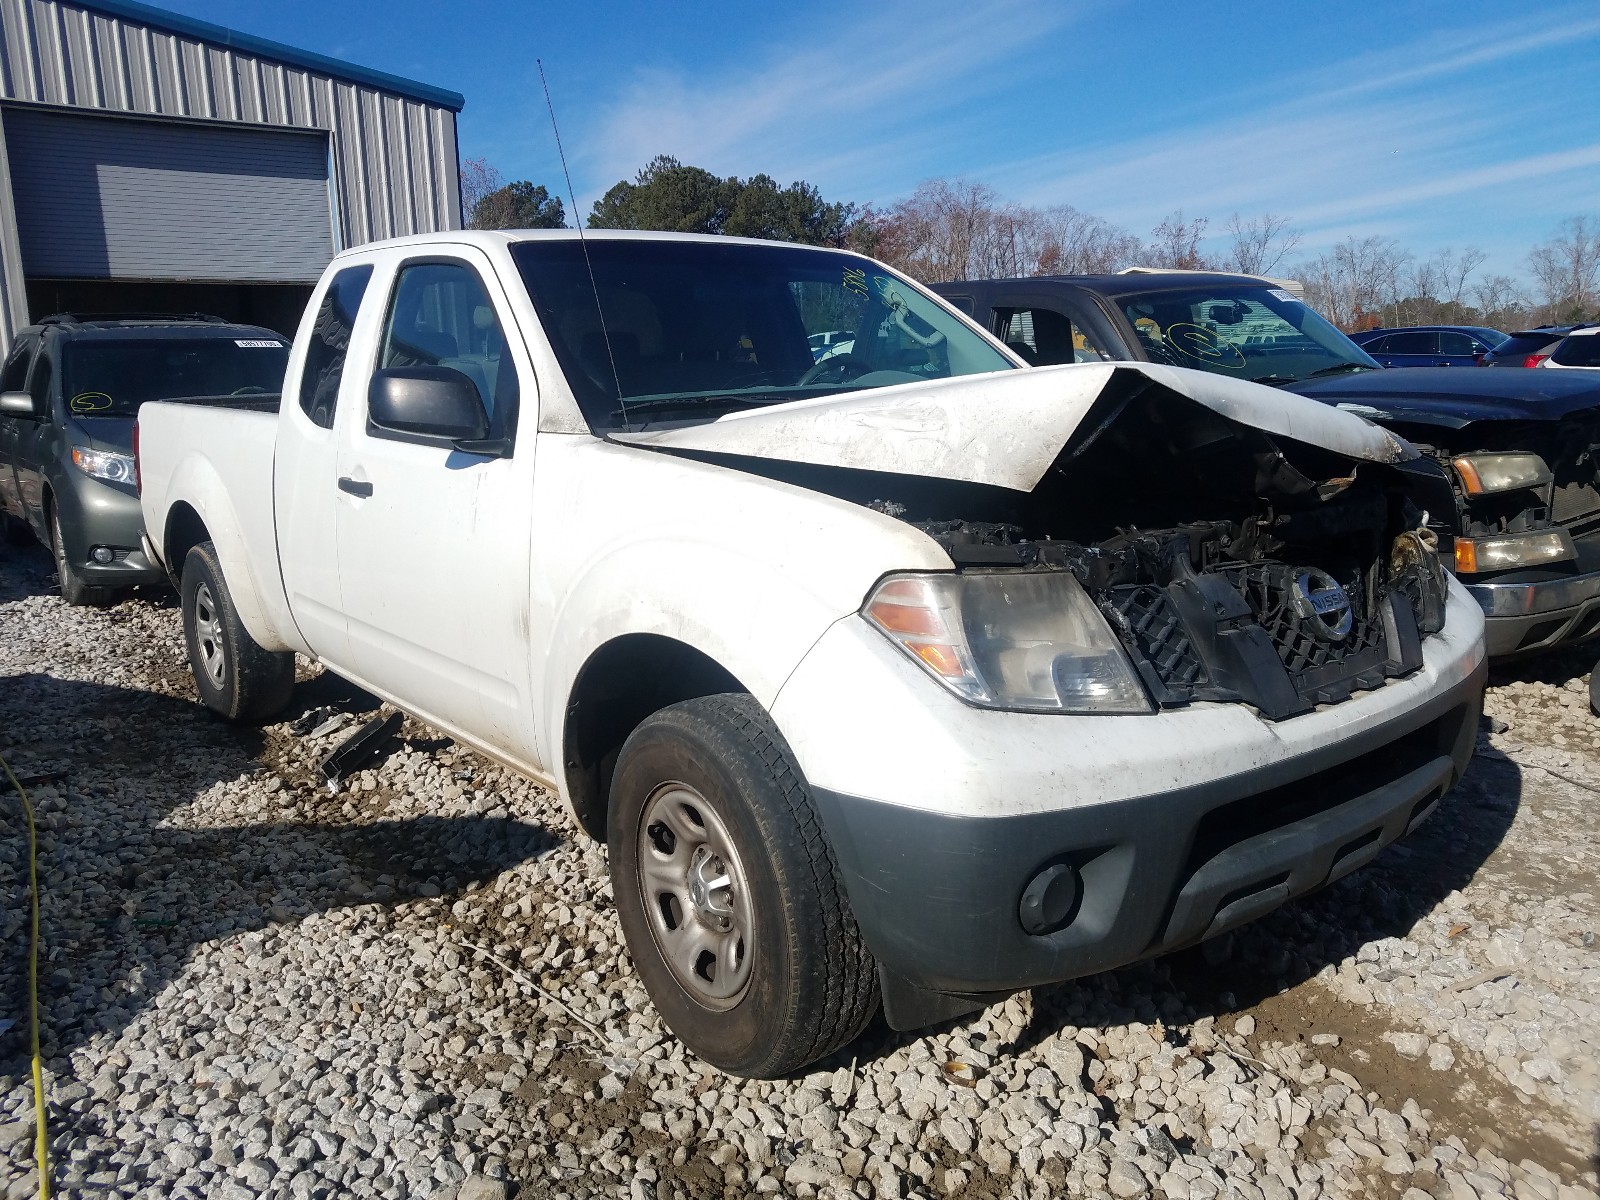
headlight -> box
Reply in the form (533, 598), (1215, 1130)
(1454, 529), (1575, 573)
(862, 570), (1153, 713)
(71, 446), (136, 485)
(1452, 452), (1552, 495)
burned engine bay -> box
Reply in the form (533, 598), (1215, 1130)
(718, 380), (1454, 720)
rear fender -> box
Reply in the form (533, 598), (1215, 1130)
(157, 450), (302, 654)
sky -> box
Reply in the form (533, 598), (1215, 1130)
(166, 0), (1600, 283)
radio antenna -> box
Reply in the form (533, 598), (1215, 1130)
(537, 59), (625, 424)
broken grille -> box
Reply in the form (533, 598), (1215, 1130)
(1106, 586), (1206, 692)
(1230, 564), (1387, 689)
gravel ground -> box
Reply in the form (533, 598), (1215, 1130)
(2, 539), (1598, 1200)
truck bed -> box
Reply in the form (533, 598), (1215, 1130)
(137, 401), (299, 653)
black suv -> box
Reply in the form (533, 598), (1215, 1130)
(1479, 326), (1581, 369)
(935, 273), (1600, 658)
(0, 314), (289, 603)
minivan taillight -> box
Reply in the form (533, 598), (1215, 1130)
(132, 420), (142, 494)
(1523, 354), (1551, 368)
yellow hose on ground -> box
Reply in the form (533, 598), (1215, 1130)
(2, 750), (50, 1200)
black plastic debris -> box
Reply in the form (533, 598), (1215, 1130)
(319, 711), (404, 792)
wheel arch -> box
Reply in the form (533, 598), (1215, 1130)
(163, 501), (211, 587)
(561, 632), (750, 840)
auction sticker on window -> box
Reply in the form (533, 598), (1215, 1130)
(234, 339), (283, 348)
(1267, 288), (1301, 304)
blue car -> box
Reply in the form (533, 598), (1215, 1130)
(1349, 325), (1508, 368)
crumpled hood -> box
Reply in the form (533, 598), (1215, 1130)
(1287, 366), (1600, 430)
(610, 362), (1411, 492)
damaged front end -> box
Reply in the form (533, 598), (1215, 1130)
(738, 370), (1451, 721)
(886, 382), (1452, 721)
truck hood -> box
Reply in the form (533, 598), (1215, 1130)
(1286, 366), (1600, 431)
(610, 362), (1410, 492)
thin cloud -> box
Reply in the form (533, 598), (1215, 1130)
(574, 0), (1086, 203)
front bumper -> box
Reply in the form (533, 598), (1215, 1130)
(53, 470), (166, 587)
(1467, 567), (1600, 656)
(771, 580), (1487, 1029)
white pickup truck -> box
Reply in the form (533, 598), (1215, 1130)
(136, 230), (1486, 1077)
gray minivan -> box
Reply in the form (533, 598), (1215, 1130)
(0, 314), (288, 603)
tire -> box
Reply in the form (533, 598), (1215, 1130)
(180, 540), (295, 722)
(50, 507), (114, 606)
(608, 693), (879, 1077)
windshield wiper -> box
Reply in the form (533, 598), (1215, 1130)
(607, 394), (784, 423)
(1304, 363), (1375, 379)
(1250, 374), (1298, 385)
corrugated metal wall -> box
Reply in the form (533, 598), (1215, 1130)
(0, 0), (461, 241)
(0, 0), (461, 338)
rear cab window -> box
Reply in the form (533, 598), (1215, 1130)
(300, 264), (375, 429)
(991, 307), (1110, 366)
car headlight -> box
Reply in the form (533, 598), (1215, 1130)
(1454, 529), (1575, 573)
(1452, 452), (1552, 495)
(71, 446), (136, 485)
(862, 570), (1153, 713)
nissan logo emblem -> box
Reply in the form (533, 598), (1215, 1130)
(1290, 569), (1354, 641)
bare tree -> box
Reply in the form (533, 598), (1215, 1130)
(459, 157), (504, 225)
(1034, 205), (1143, 275)
(1297, 236), (1410, 330)
(1430, 246), (1488, 306)
(1473, 273), (1525, 319)
(1528, 215), (1600, 319)
(1222, 213), (1301, 276)
(1145, 211), (1211, 270)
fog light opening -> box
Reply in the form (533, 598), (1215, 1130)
(1019, 861), (1081, 936)
(90, 546), (115, 565)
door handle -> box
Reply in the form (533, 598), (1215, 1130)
(337, 477), (373, 498)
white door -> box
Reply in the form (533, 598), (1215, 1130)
(273, 263), (380, 666)
(333, 250), (540, 762)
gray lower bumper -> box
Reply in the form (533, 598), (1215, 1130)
(810, 664), (1485, 1032)
(1467, 569), (1600, 656)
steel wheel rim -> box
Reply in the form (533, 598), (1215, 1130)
(193, 582), (227, 688)
(636, 781), (754, 1008)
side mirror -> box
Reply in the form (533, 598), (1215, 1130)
(368, 367), (489, 441)
(0, 390), (38, 418)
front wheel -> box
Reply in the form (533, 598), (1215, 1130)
(180, 541), (295, 722)
(608, 694), (878, 1077)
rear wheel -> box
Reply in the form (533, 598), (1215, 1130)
(50, 507), (113, 606)
(181, 540), (295, 722)
(608, 694), (878, 1077)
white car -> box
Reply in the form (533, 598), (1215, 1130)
(135, 230), (1485, 1076)
(1536, 325), (1600, 369)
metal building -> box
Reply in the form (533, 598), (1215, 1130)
(0, 0), (464, 352)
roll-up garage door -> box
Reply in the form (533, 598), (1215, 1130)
(4, 107), (333, 283)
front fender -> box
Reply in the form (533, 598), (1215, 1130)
(531, 436), (954, 804)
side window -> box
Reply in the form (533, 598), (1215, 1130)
(299, 264), (374, 430)
(1363, 335), (1391, 355)
(27, 352), (52, 408)
(379, 261), (516, 422)
(0, 339), (33, 392)
(1385, 331), (1437, 355)
(1438, 332), (1474, 356)
(942, 294), (975, 316)
(993, 307), (1109, 367)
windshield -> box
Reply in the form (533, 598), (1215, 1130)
(1115, 286), (1378, 384)
(62, 337), (289, 417)
(510, 239), (1015, 430)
